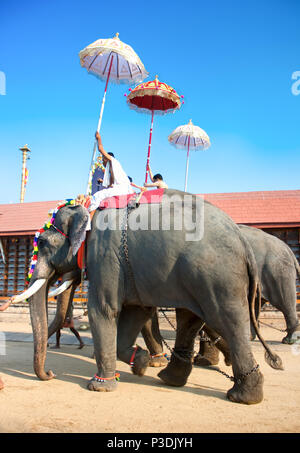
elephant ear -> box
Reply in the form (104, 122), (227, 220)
(68, 205), (90, 256)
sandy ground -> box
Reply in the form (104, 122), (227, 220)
(0, 311), (300, 433)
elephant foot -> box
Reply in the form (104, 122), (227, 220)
(131, 347), (150, 376)
(194, 341), (220, 367)
(194, 354), (218, 367)
(158, 354), (192, 387)
(195, 337), (232, 367)
(282, 328), (300, 345)
(87, 373), (119, 392)
(78, 343), (85, 349)
(149, 353), (169, 368)
(194, 339), (220, 367)
(282, 335), (295, 345)
(227, 367), (264, 405)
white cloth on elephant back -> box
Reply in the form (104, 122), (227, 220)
(89, 157), (134, 212)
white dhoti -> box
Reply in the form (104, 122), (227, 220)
(89, 183), (134, 211)
(88, 156), (134, 212)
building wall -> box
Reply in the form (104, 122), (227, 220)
(262, 227), (300, 263)
(0, 236), (32, 297)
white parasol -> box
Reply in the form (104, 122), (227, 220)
(79, 33), (148, 194)
(168, 119), (210, 192)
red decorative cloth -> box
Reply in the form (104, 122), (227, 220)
(77, 241), (85, 270)
(77, 190), (164, 270)
(76, 198), (91, 270)
(99, 188), (164, 210)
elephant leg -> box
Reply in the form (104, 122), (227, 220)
(158, 308), (204, 387)
(87, 285), (120, 393)
(117, 305), (156, 376)
(141, 310), (168, 368)
(194, 330), (220, 366)
(274, 285), (300, 344)
(216, 303), (264, 405)
(194, 326), (231, 367)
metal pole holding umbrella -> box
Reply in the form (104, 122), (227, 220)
(184, 135), (191, 192)
(126, 75), (182, 184)
(79, 33), (148, 194)
(168, 119), (210, 192)
(145, 110), (154, 183)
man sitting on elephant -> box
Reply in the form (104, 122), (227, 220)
(88, 131), (134, 213)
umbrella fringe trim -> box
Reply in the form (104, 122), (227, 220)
(126, 102), (180, 116)
(84, 69), (147, 86)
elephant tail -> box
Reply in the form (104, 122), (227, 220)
(242, 233), (284, 371)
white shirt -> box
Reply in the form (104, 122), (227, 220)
(103, 157), (132, 191)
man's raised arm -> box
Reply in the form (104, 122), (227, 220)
(95, 132), (112, 161)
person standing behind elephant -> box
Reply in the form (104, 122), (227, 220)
(52, 306), (85, 350)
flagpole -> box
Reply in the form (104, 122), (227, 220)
(19, 144), (31, 203)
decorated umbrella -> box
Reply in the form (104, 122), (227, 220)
(79, 33), (148, 194)
(126, 75), (182, 184)
(168, 119), (210, 192)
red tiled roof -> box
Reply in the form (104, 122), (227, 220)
(202, 190), (300, 227)
(0, 190), (300, 235)
(0, 201), (61, 236)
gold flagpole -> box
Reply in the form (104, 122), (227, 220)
(19, 144), (31, 203)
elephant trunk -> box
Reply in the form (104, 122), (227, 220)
(29, 280), (55, 381)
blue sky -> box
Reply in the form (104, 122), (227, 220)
(0, 0), (299, 204)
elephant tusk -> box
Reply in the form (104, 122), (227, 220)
(48, 280), (74, 298)
(10, 278), (47, 303)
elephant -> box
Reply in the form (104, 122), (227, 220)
(12, 190), (283, 405)
(238, 225), (300, 344)
(194, 225), (300, 367)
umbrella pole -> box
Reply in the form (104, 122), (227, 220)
(85, 54), (114, 195)
(145, 110), (154, 184)
(184, 136), (191, 192)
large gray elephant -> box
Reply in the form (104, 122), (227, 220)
(195, 225), (300, 367)
(14, 190), (283, 405)
(239, 225), (300, 343)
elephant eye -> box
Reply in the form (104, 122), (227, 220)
(38, 237), (46, 247)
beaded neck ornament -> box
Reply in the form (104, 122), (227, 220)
(26, 199), (75, 285)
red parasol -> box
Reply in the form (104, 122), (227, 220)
(126, 75), (182, 183)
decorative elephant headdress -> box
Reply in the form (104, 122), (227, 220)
(27, 199), (89, 284)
